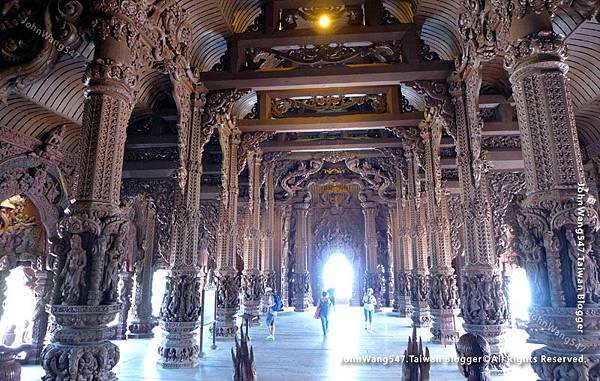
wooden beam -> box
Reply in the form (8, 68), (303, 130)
(238, 111), (424, 132)
(440, 150), (524, 170)
(234, 24), (415, 49)
(262, 85), (395, 98)
(260, 137), (404, 152)
(201, 62), (454, 91)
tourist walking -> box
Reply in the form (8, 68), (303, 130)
(363, 288), (376, 332)
(265, 287), (281, 341)
(316, 291), (331, 336)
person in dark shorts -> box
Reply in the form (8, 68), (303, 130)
(265, 287), (277, 340)
(317, 291), (331, 336)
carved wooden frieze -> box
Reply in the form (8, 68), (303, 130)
(121, 179), (176, 269)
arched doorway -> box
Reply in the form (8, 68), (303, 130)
(322, 252), (354, 305)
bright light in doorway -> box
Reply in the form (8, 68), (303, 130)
(509, 267), (531, 321)
(323, 253), (353, 300)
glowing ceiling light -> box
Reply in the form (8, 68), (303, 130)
(318, 14), (331, 29)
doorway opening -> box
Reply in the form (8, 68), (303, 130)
(508, 267), (531, 325)
(322, 253), (354, 305)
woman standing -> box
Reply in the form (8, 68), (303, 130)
(316, 291), (331, 336)
(363, 288), (376, 332)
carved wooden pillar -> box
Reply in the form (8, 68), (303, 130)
(26, 269), (53, 364)
(448, 70), (510, 371)
(291, 201), (311, 312)
(128, 208), (156, 339)
(395, 190), (414, 317)
(242, 150), (263, 320)
(362, 202), (382, 311)
(279, 204), (291, 307)
(505, 17), (600, 378)
(41, 2), (147, 379)
(403, 144), (431, 328)
(260, 165), (277, 312)
(391, 203), (401, 312)
(157, 89), (208, 368)
(115, 270), (134, 340)
(214, 120), (242, 339)
(421, 115), (459, 342)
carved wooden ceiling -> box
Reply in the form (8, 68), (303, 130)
(0, 0), (599, 158)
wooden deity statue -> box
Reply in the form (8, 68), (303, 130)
(60, 235), (86, 305)
(402, 327), (430, 381)
(232, 323), (256, 381)
(455, 333), (492, 381)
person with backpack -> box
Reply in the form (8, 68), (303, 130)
(363, 287), (377, 332)
(316, 291), (331, 336)
(265, 287), (280, 341)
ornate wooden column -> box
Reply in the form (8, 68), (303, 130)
(448, 70), (510, 370)
(157, 89), (208, 368)
(128, 212), (155, 339)
(241, 149), (263, 320)
(41, 2), (147, 379)
(214, 117), (242, 339)
(279, 204), (292, 306)
(260, 164), (277, 309)
(395, 187), (414, 317)
(421, 114), (459, 342)
(362, 202), (383, 311)
(505, 10), (600, 378)
(291, 199), (311, 312)
(115, 270), (134, 339)
(27, 269), (53, 363)
(391, 203), (401, 312)
(125, 195), (156, 339)
(403, 140), (431, 327)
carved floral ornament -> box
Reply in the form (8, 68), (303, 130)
(276, 152), (395, 201)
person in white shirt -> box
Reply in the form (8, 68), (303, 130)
(362, 288), (376, 332)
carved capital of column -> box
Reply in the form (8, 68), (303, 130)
(505, 31), (567, 78)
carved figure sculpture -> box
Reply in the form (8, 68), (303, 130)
(103, 243), (122, 303)
(60, 235), (86, 305)
(455, 333), (492, 381)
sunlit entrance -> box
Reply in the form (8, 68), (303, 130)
(322, 253), (354, 305)
(508, 267), (531, 325)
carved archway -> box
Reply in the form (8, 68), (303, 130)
(0, 152), (70, 363)
(0, 154), (70, 241)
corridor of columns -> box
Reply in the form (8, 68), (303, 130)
(22, 306), (540, 380)
(0, 0), (599, 380)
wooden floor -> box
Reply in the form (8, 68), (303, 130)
(23, 306), (540, 380)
